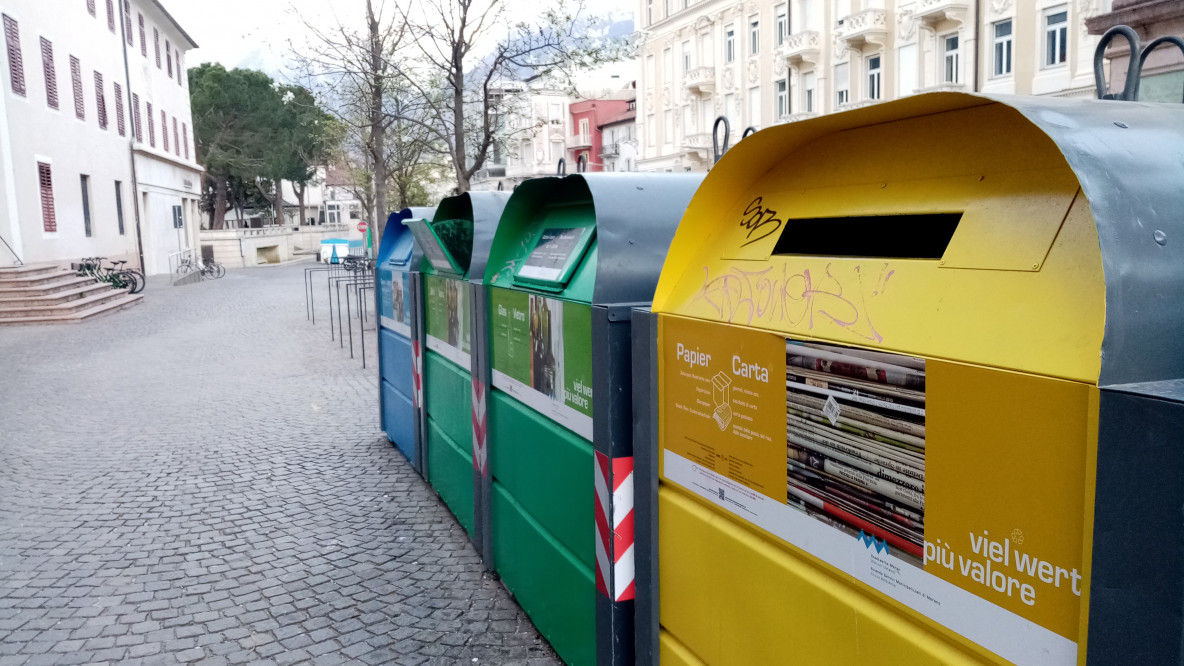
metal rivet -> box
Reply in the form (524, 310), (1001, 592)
(1154, 229), (1167, 245)
(1032, 263), (1039, 269)
(1114, 121), (1129, 129)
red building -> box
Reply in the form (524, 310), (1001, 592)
(568, 92), (634, 172)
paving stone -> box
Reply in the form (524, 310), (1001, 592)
(0, 266), (560, 665)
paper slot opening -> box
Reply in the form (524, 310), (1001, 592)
(772, 213), (962, 260)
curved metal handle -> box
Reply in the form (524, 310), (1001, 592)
(1139, 36), (1184, 103)
(742, 126), (756, 139)
(712, 116), (730, 165)
(1095, 26), (1142, 100)
(576, 153), (588, 173)
(557, 158), (566, 176)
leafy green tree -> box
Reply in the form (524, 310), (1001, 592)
(189, 64), (276, 228)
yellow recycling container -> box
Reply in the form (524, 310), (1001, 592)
(637, 92), (1184, 666)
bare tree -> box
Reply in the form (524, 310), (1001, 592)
(293, 0), (407, 247)
(394, 0), (628, 192)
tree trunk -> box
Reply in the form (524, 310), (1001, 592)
(273, 178), (285, 225)
(453, 43), (469, 193)
(294, 181), (306, 226)
(213, 175), (228, 230)
(368, 0), (387, 255)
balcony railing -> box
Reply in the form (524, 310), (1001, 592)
(601, 142), (620, 157)
(779, 31), (821, 67)
(570, 132), (593, 149)
(682, 66), (716, 95)
(837, 9), (888, 49)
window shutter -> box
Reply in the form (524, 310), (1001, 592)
(146, 100), (154, 147)
(161, 109), (168, 151)
(153, 28), (160, 68)
(176, 50), (182, 86)
(138, 14), (146, 57)
(166, 40), (171, 78)
(182, 122), (188, 159)
(114, 81), (125, 136)
(39, 37), (56, 109)
(70, 55), (83, 120)
(123, 1), (131, 45)
(106, 0), (114, 32)
(37, 162), (56, 233)
(95, 71), (107, 129)
(172, 117), (179, 156)
(3, 15), (25, 97)
(132, 92), (141, 141)
(87, 0), (96, 16)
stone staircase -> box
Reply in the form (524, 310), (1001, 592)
(0, 263), (143, 325)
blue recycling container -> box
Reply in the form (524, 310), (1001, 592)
(377, 208), (434, 465)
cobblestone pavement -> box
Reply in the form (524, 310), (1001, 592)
(0, 263), (561, 666)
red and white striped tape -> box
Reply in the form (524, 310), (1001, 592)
(594, 451), (635, 602)
(472, 379), (488, 474)
(411, 339), (423, 409)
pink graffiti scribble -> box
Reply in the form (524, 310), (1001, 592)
(692, 262), (887, 343)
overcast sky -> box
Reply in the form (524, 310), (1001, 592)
(166, 0), (635, 82)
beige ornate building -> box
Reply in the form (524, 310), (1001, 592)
(637, 0), (1112, 172)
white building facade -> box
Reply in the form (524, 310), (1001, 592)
(0, 0), (201, 274)
(637, 0), (1111, 172)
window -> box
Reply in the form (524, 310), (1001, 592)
(70, 55), (83, 120)
(748, 86), (760, 127)
(138, 14), (146, 57)
(943, 33), (960, 83)
(646, 114), (655, 146)
(646, 0), (652, 26)
(664, 0), (671, 17)
(776, 79), (788, 118)
(106, 0), (114, 32)
(161, 109), (168, 151)
(725, 25), (735, 64)
(1045, 9), (1068, 67)
(835, 62), (849, 105)
(867, 54), (881, 100)
(87, 0), (96, 17)
(804, 71), (816, 112)
(663, 109), (673, 145)
(37, 162), (55, 232)
(645, 54), (654, 89)
(182, 122), (188, 159)
(173, 117), (179, 156)
(123, 1), (132, 45)
(114, 82), (125, 136)
(146, 101), (154, 146)
(94, 71), (106, 129)
(115, 181), (124, 235)
(663, 47), (672, 84)
(166, 40), (171, 78)
(724, 93), (736, 130)
(81, 175), (92, 237)
(578, 118), (589, 136)
(172, 204), (182, 229)
(775, 4), (788, 47)
(132, 92), (141, 141)
(749, 16), (760, 56)
(3, 15), (25, 96)
(682, 40), (691, 75)
(40, 38), (57, 109)
(993, 20), (1013, 76)
(153, 28), (160, 68)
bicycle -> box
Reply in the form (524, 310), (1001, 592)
(200, 260), (225, 279)
(77, 257), (144, 293)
